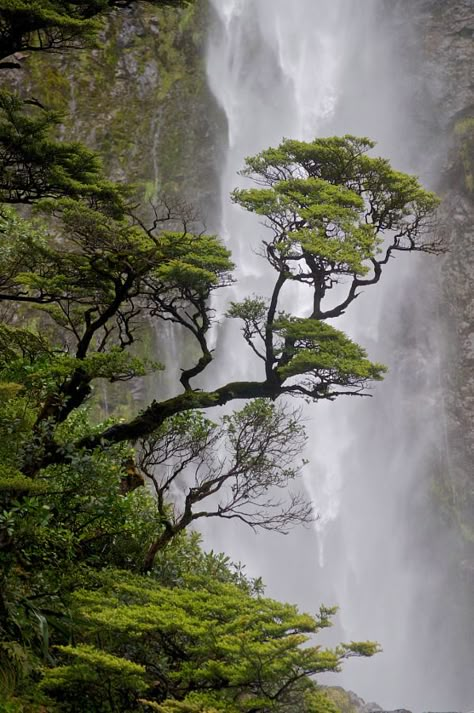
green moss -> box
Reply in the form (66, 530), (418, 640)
(318, 687), (362, 713)
(15, 0), (221, 198)
(454, 117), (474, 194)
(431, 467), (474, 553)
(0, 475), (48, 494)
(28, 61), (70, 111)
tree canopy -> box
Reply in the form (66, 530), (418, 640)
(0, 91), (125, 207)
(0, 133), (439, 458)
(0, 382), (378, 711)
(41, 572), (377, 712)
(0, 123), (440, 510)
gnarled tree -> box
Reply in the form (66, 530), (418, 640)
(82, 135), (440, 446)
(0, 135), (440, 474)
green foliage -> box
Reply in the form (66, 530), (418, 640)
(41, 644), (147, 712)
(0, 120), (439, 447)
(0, 375), (377, 709)
(0, 91), (125, 209)
(313, 687), (366, 713)
(153, 230), (234, 293)
(224, 135), (440, 402)
(305, 690), (342, 713)
(0, 201), (232, 338)
(233, 135), (440, 282)
(235, 176), (378, 276)
(0, 640), (34, 698)
(0, 199), (232, 431)
(273, 318), (386, 390)
(0, 469), (49, 496)
(38, 572), (376, 712)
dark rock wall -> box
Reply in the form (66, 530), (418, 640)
(421, 0), (474, 573)
(385, 0), (474, 575)
(10, 1), (225, 219)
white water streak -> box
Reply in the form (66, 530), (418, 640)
(205, 2), (472, 710)
(206, 0), (356, 528)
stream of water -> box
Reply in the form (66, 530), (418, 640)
(203, 2), (473, 710)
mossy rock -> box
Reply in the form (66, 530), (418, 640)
(453, 116), (474, 194)
(9, 0), (225, 213)
(319, 687), (369, 713)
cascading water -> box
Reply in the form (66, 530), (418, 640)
(204, 2), (473, 711)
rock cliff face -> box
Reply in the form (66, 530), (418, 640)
(381, 0), (474, 574)
(386, 2), (474, 702)
(11, 1), (225, 218)
(414, 0), (474, 573)
(432, 4), (474, 567)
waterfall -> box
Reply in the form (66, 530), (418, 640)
(205, 2), (473, 711)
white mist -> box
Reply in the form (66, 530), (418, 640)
(203, 2), (473, 710)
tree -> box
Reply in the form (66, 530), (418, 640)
(0, 135), (440, 476)
(0, 131), (441, 572)
(0, 385), (377, 710)
(40, 570), (379, 712)
(0, 199), (231, 434)
(83, 134), (439, 447)
(0, 0), (441, 472)
(0, 91), (125, 208)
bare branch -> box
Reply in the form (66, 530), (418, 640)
(140, 401), (313, 572)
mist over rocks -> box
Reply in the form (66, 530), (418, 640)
(322, 686), (465, 713)
(346, 691), (463, 713)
